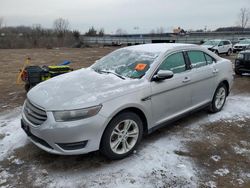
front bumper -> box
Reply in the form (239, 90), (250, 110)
(233, 47), (245, 52)
(21, 109), (109, 155)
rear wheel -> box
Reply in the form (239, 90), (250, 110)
(227, 49), (232, 56)
(209, 84), (227, 113)
(100, 112), (143, 160)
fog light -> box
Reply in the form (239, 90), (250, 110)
(57, 140), (88, 150)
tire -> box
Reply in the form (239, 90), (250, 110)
(100, 112), (143, 160)
(227, 49), (232, 56)
(24, 84), (31, 92)
(209, 84), (227, 113)
(235, 69), (242, 76)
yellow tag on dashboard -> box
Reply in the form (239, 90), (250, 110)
(135, 63), (147, 71)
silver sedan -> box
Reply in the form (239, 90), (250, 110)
(21, 43), (233, 159)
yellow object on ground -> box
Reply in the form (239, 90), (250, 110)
(16, 57), (31, 84)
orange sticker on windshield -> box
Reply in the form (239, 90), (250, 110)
(135, 63), (147, 71)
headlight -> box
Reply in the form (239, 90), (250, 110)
(53, 105), (102, 122)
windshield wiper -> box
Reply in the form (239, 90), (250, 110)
(94, 69), (125, 80)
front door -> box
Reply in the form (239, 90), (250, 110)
(150, 52), (192, 126)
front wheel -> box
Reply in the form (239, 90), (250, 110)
(235, 69), (242, 76)
(209, 84), (227, 113)
(100, 112), (143, 160)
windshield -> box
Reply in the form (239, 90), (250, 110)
(239, 39), (250, 44)
(92, 49), (159, 79)
(203, 40), (220, 46)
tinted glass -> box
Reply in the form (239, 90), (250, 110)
(245, 54), (250, 61)
(204, 53), (214, 64)
(159, 52), (186, 74)
(187, 51), (207, 68)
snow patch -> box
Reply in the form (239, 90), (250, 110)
(205, 181), (217, 188)
(211, 155), (221, 162)
(208, 95), (250, 122)
(214, 168), (230, 176)
(0, 108), (27, 161)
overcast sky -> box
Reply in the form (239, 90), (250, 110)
(0, 0), (249, 34)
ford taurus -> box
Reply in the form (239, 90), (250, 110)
(21, 43), (233, 159)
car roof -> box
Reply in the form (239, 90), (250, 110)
(123, 43), (196, 53)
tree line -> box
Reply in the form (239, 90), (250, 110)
(0, 7), (249, 49)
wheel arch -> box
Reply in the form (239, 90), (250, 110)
(220, 80), (229, 96)
(99, 106), (149, 149)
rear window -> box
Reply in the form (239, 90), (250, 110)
(187, 51), (207, 68)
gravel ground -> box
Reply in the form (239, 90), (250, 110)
(0, 48), (250, 188)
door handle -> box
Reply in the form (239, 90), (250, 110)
(182, 77), (191, 83)
(213, 69), (219, 74)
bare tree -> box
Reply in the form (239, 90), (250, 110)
(53, 18), (70, 46)
(53, 18), (70, 38)
(238, 8), (250, 31)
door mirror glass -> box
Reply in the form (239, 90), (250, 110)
(153, 70), (174, 81)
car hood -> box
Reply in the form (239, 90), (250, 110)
(27, 68), (147, 111)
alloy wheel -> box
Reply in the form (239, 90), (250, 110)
(110, 119), (139, 155)
(215, 87), (226, 109)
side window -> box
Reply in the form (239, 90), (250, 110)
(204, 53), (214, 64)
(159, 52), (186, 74)
(187, 51), (207, 68)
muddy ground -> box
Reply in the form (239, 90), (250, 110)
(0, 48), (250, 188)
(0, 47), (118, 113)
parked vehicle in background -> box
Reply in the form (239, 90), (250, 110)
(21, 43), (234, 160)
(201, 39), (233, 56)
(233, 39), (250, 53)
(235, 45), (250, 75)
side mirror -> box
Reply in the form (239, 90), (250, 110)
(152, 70), (174, 81)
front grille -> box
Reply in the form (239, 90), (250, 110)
(24, 100), (47, 126)
(245, 54), (250, 61)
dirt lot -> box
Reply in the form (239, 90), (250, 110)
(0, 48), (250, 188)
(0, 47), (118, 113)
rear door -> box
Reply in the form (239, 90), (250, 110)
(150, 51), (192, 126)
(219, 41), (227, 53)
(186, 50), (217, 107)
